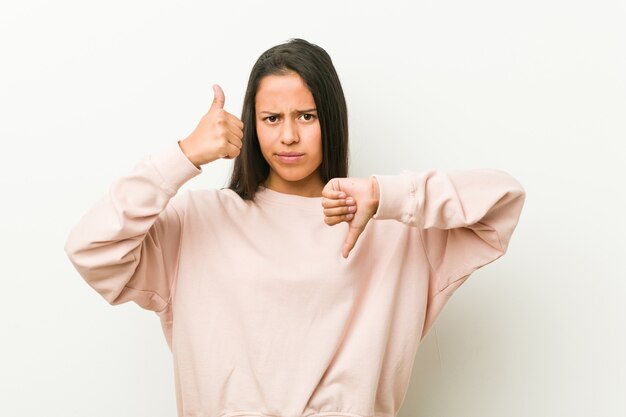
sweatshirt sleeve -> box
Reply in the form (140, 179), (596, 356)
(64, 141), (202, 312)
(371, 169), (526, 296)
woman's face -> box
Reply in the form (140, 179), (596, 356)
(255, 71), (323, 197)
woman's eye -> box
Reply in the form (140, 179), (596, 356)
(300, 114), (315, 121)
(266, 115), (278, 123)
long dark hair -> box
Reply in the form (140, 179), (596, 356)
(227, 38), (349, 200)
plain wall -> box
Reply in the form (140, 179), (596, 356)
(1, 0), (624, 416)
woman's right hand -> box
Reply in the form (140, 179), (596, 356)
(179, 84), (244, 168)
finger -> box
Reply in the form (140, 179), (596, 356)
(322, 187), (346, 200)
(224, 122), (244, 144)
(343, 225), (364, 258)
(322, 196), (355, 209)
(226, 113), (244, 130)
(323, 205), (356, 217)
(225, 130), (244, 149)
(322, 178), (344, 196)
(219, 142), (241, 159)
(324, 213), (354, 226)
(210, 84), (225, 111)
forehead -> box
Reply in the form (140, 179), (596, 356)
(255, 72), (315, 108)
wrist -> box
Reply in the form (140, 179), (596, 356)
(371, 176), (380, 214)
(178, 139), (203, 169)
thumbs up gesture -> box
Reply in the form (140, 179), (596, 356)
(179, 84), (245, 168)
(322, 177), (380, 258)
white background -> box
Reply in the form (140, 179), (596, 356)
(1, 0), (625, 416)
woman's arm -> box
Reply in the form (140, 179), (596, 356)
(372, 168), (526, 291)
(64, 84), (243, 312)
(63, 141), (202, 312)
(323, 168), (525, 342)
(373, 168), (526, 340)
(322, 168), (525, 266)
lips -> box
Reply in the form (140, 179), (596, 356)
(275, 152), (304, 163)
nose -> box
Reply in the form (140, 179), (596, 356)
(280, 118), (299, 145)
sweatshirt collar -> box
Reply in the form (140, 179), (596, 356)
(254, 186), (323, 214)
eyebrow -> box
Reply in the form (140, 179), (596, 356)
(258, 108), (317, 115)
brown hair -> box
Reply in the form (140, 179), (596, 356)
(227, 38), (349, 200)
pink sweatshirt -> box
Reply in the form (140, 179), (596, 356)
(64, 141), (525, 417)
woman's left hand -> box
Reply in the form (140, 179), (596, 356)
(322, 177), (380, 258)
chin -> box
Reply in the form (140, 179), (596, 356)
(275, 168), (316, 183)
(279, 173), (310, 183)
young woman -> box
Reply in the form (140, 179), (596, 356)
(65, 38), (525, 417)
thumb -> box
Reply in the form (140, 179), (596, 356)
(210, 84), (225, 110)
(342, 223), (364, 259)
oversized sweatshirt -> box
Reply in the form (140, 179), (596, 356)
(64, 141), (526, 417)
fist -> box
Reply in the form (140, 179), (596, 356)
(322, 177), (380, 258)
(179, 84), (244, 167)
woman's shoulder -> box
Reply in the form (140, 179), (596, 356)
(163, 188), (251, 227)
(178, 187), (252, 212)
